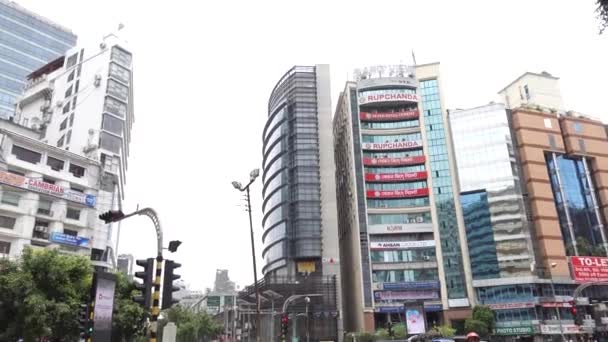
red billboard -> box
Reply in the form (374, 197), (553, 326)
(366, 188), (429, 199)
(362, 156), (426, 166)
(365, 171), (427, 182)
(362, 140), (422, 151)
(360, 110), (419, 122)
(571, 256), (608, 282)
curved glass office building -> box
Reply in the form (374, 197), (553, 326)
(262, 65), (339, 279)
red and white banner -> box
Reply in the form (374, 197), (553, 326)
(359, 90), (419, 105)
(570, 256), (608, 282)
(362, 140), (422, 151)
(365, 171), (427, 182)
(362, 155), (426, 166)
(375, 290), (439, 301)
(487, 302), (536, 310)
(360, 110), (419, 121)
(370, 240), (436, 250)
(366, 188), (429, 199)
(541, 302), (573, 308)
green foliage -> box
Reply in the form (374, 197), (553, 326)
(464, 319), (489, 337)
(569, 236), (606, 256)
(598, 0), (608, 34)
(0, 247), (92, 341)
(112, 272), (147, 341)
(345, 332), (377, 342)
(160, 305), (223, 342)
(471, 305), (495, 332)
(429, 324), (456, 338)
(392, 323), (407, 338)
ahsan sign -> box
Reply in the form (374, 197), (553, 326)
(370, 240), (435, 250)
(362, 156), (426, 167)
(570, 256), (608, 282)
(362, 140), (422, 151)
(0, 170), (96, 207)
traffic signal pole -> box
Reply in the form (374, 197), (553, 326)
(150, 255), (163, 342)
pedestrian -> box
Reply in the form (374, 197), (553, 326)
(466, 332), (480, 342)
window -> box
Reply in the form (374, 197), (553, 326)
(33, 220), (49, 239)
(62, 102), (70, 114)
(67, 70), (75, 82)
(100, 132), (122, 153)
(524, 85), (530, 100)
(579, 139), (586, 152)
(574, 122), (583, 133)
(102, 114), (123, 135)
(69, 113), (75, 126)
(69, 163), (85, 178)
(72, 97), (77, 109)
(57, 135), (65, 147)
(60, 118), (68, 130)
(548, 135), (557, 149)
(111, 46), (132, 67)
(79, 48), (85, 61)
(70, 185), (84, 193)
(8, 169), (24, 176)
(38, 199), (52, 216)
(64, 86), (72, 98)
(109, 62), (130, 85)
(66, 53), (77, 68)
(104, 97), (127, 117)
(66, 130), (72, 144)
(12, 145), (41, 163)
(63, 228), (78, 236)
(0, 241), (10, 255)
(66, 207), (81, 220)
(42, 177), (55, 184)
(107, 79), (129, 101)
(0, 215), (16, 229)
(1, 192), (20, 206)
(544, 118), (552, 128)
(74, 80), (80, 94)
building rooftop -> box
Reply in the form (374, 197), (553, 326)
(0, 0), (75, 35)
(498, 71), (560, 94)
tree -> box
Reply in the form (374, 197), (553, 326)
(112, 272), (147, 342)
(598, 0), (608, 34)
(161, 305), (223, 342)
(464, 319), (489, 337)
(429, 324), (456, 338)
(0, 247), (92, 342)
(464, 306), (495, 338)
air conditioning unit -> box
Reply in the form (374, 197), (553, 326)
(94, 74), (102, 87)
(34, 226), (48, 232)
(55, 100), (63, 107)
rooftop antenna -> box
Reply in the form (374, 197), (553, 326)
(411, 49), (417, 66)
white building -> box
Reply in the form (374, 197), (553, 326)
(0, 120), (119, 268)
(0, 32), (133, 268)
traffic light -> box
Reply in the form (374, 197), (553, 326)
(387, 321), (394, 337)
(280, 314), (289, 340)
(98, 210), (125, 223)
(133, 258), (154, 309)
(77, 303), (92, 338)
(569, 301), (582, 325)
(161, 259), (181, 309)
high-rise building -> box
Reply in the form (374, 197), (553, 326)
(333, 63), (474, 333)
(262, 64), (340, 280)
(0, 0), (77, 118)
(117, 253), (134, 277)
(448, 72), (608, 340)
(16, 33), (133, 198)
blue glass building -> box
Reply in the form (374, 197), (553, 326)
(0, 0), (76, 118)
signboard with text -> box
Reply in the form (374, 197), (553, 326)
(359, 90), (419, 105)
(362, 140), (422, 151)
(368, 223), (433, 235)
(383, 281), (440, 291)
(540, 324), (581, 334)
(494, 325), (535, 335)
(366, 188), (429, 199)
(360, 110), (419, 122)
(365, 171), (427, 182)
(93, 272), (116, 342)
(570, 256), (608, 282)
(375, 290), (439, 301)
(405, 304), (426, 334)
(0, 170), (96, 207)
(370, 240), (435, 250)
(362, 156), (425, 167)
(50, 232), (90, 248)
(488, 302), (535, 310)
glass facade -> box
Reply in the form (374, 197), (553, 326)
(420, 79), (467, 299)
(450, 103), (534, 279)
(262, 66), (323, 275)
(547, 154), (604, 254)
(0, 1), (76, 118)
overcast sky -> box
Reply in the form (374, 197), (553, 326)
(17, 0), (608, 291)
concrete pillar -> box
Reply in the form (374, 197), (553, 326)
(162, 322), (177, 342)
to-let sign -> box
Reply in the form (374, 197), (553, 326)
(366, 188), (429, 199)
(365, 171), (427, 182)
(362, 155), (426, 166)
(570, 256), (608, 282)
(360, 110), (419, 121)
(362, 140), (422, 151)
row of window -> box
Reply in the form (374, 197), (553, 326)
(0, 38), (45, 69)
(361, 132), (422, 143)
(365, 165), (426, 174)
(368, 212), (432, 225)
(12, 145), (85, 177)
(367, 197), (430, 208)
(0, 59), (28, 80)
(0, 192), (83, 221)
(372, 268), (438, 282)
(0, 5), (76, 46)
(370, 249), (436, 263)
(0, 74), (24, 93)
(366, 181), (428, 191)
(361, 120), (420, 130)
(363, 149), (424, 159)
(0, 27), (60, 61)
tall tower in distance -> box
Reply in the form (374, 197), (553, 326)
(0, 0), (77, 119)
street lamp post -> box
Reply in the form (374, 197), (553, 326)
(305, 296), (311, 342)
(232, 168), (261, 342)
(548, 262), (566, 342)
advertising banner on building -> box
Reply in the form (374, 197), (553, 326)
(494, 325), (535, 336)
(50, 232), (90, 248)
(360, 110), (419, 121)
(487, 302), (535, 310)
(570, 256), (608, 282)
(93, 272), (116, 341)
(370, 240), (435, 250)
(366, 188), (429, 199)
(540, 325), (582, 334)
(0, 170), (96, 207)
(383, 281), (441, 291)
(362, 155), (426, 167)
(405, 304), (426, 334)
(359, 89), (419, 105)
(374, 290), (439, 301)
(362, 140), (422, 151)
(365, 171), (427, 182)
(368, 223), (434, 235)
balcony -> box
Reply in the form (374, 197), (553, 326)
(31, 226), (50, 246)
(19, 74), (53, 108)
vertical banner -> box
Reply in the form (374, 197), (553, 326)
(92, 272), (116, 342)
(404, 302), (426, 334)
